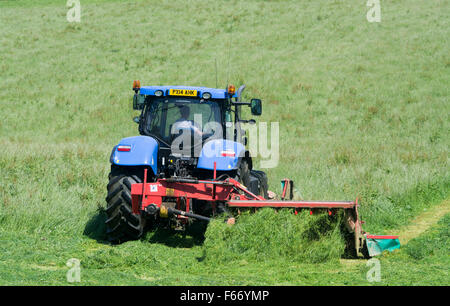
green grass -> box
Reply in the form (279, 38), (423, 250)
(1, 213), (448, 285)
(404, 214), (450, 261)
(0, 0), (449, 285)
(203, 209), (346, 264)
(366, 213), (450, 285)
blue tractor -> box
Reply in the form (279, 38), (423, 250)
(105, 82), (268, 243)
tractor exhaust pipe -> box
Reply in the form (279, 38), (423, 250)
(236, 84), (246, 102)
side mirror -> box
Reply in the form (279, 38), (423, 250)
(250, 98), (262, 116)
(133, 94), (145, 110)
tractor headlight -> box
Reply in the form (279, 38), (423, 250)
(155, 90), (164, 97)
(202, 92), (211, 100)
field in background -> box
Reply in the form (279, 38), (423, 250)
(0, 0), (448, 285)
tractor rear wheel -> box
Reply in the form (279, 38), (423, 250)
(105, 166), (147, 244)
(238, 160), (268, 199)
(250, 170), (269, 199)
(238, 159), (251, 187)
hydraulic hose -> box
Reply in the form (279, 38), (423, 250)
(167, 207), (211, 222)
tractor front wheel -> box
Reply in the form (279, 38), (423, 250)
(105, 166), (147, 244)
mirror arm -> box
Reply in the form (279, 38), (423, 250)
(231, 101), (251, 106)
(237, 119), (256, 124)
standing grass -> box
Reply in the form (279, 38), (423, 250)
(0, 0), (449, 285)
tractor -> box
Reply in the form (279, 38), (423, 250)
(105, 81), (401, 258)
(106, 82), (267, 243)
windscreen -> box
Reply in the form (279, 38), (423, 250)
(142, 97), (222, 145)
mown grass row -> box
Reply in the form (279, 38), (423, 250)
(1, 211), (448, 285)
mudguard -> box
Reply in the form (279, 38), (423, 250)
(110, 136), (158, 175)
(197, 139), (245, 171)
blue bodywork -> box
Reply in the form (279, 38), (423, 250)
(110, 136), (159, 175)
(140, 86), (236, 99)
(197, 139), (245, 171)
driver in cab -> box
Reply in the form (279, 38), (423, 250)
(171, 105), (203, 137)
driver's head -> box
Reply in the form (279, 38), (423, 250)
(180, 105), (190, 119)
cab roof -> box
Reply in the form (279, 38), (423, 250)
(139, 86), (236, 99)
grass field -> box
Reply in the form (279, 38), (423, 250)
(0, 0), (449, 285)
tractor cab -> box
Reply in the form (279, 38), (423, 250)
(123, 82), (262, 179)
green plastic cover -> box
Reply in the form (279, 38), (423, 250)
(366, 237), (401, 257)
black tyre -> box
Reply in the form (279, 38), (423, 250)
(238, 160), (268, 199)
(105, 166), (146, 244)
(250, 170), (269, 199)
(238, 159), (251, 187)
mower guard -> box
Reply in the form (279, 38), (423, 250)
(365, 235), (401, 257)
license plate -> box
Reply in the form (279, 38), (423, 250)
(169, 89), (197, 97)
